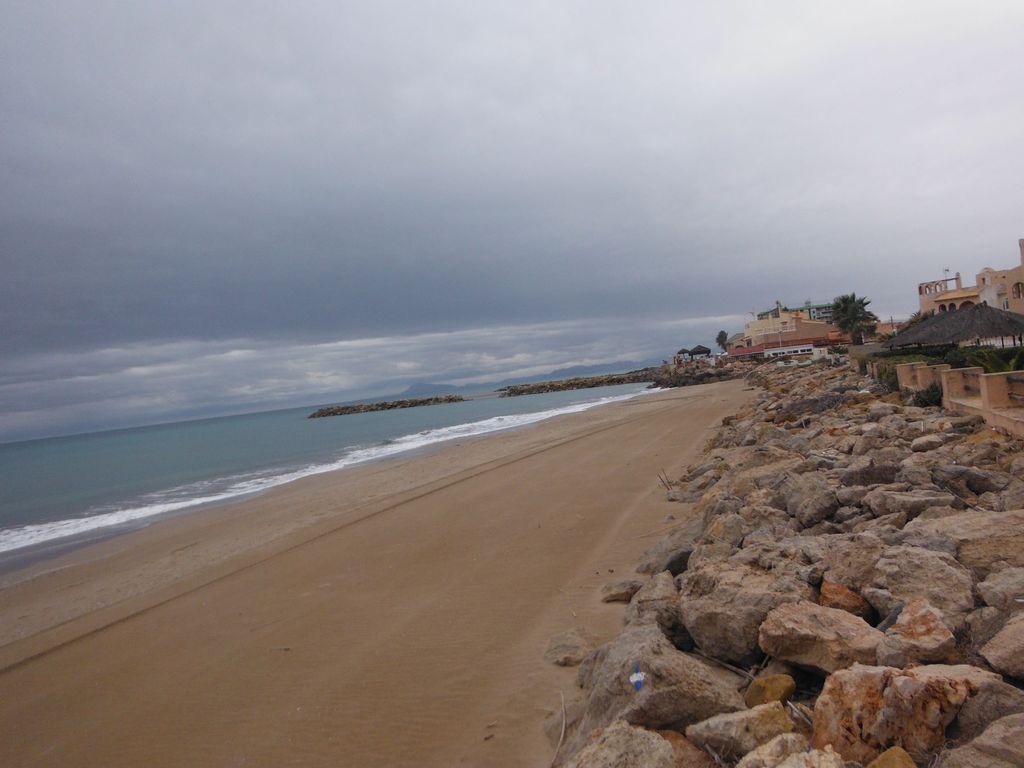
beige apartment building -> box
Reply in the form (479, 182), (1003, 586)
(732, 308), (839, 349)
(918, 239), (1024, 315)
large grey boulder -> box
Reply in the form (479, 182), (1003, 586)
(566, 623), (744, 757)
(563, 720), (675, 768)
(758, 601), (883, 674)
(905, 509), (1024, 578)
(623, 571), (679, 633)
(935, 713), (1024, 768)
(977, 566), (1024, 613)
(839, 459), (899, 487)
(685, 702), (794, 760)
(779, 472), (839, 528)
(980, 613), (1024, 681)
(735, 733), (809, 768)
(679, 560), (816, 664)
(863, 545), (975, 628)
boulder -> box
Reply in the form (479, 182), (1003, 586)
(636, 516), (704, 575)
(820, 534), (887, 592)
(545, 627), (599, 666)
(935, 713), (1024, 768)
(876, 599), (956, 667)
(684, 702), (794, 760)
(656, 730), (716, 767)
(980, 613), (1024, 680)
(563, 720), (675, 768)
(865, 746), (916, 767)
(904, 509), (1024, 578)
(812, 663), (1009, 765)
(839, 459), (899, 487)
(735, 733), (809, 768)
(977, 566), (1024, 613)
(759, 601), (884, 673)
(567, 623), (744, 757)
(819, 580), (873, 620)
(779, 472), (839, 528)
(860, 488), (959, 518)
(911, 434), (945, 452)
(774, 746), (846, 767)
(679, 560), (816, 664)
(624, 571), (679, 633)
(744, 674), (796, 708)
(863, 545), (975, 628)
(602, 579), (645, 603)
(953, 677), (1024, 741)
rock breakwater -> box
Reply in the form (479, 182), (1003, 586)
(497, 368), (660, 396)
(498, 364), (742, 397)
(308, 394), (464, 418)
(546, 360), (1024, 766)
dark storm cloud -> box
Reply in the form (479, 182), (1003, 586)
(2, 1), (1023, 438)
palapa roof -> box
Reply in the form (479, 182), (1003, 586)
(689, 344), (712, 355)
(676, 347), (690, 355)
(887, 303), (1024, 347)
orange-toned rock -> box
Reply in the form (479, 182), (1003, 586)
(812, 663), (1003, 765)
(819, 580), (873, 620)
(866, 746), (916, 767)
(657, 730), (716, 767)
(744, 674), (797, 708)
(877, 599), (956, 667)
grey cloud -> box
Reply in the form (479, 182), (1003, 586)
(1, 2), (1023, 437)
(0, 314), (741, 442)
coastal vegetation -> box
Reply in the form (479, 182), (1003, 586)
(308, 394), (464, 418)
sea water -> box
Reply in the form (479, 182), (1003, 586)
(0, 383), (653, 559)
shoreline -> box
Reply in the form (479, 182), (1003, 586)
(0, 383), (657, 570)
(0, 379), (752, 767)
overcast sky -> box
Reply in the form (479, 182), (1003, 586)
(2, 1), (1023, 441)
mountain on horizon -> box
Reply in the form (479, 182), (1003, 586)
(398, 358), (664, 398)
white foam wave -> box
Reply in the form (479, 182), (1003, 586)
(0, 387), (656, 554)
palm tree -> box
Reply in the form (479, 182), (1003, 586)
(904, 309), (934, 328)
(715, 330), (729, 351)
(831, 293), (879, 345)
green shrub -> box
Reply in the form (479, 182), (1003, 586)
(876, 364), (899, 392)
(966, 347), (1024, 372)
(943, 347), (969, 368)
(911, 382), (943, 407)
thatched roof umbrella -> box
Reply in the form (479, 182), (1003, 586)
(887, 303), (1024, 348)
(689, 344), (712, 357)
(676, 347), (691, 356)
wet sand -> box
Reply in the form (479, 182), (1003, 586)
(0, 380), (751, 767)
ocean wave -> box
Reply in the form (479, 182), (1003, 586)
(0, 387), (656, 554)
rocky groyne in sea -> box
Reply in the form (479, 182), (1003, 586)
(308, 394), (465, 418)
(498, 364), (742, 397)
(497, 368), (661, 397)
(544, 360), (1024, 767)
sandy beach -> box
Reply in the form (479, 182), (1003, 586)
(0, 380), (751, 767)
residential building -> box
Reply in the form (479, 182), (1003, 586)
(756, 300), (835, 324)
(726, 303), (843, 359)
(918, 239), (1024, 315)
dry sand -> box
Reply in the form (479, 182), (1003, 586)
(0, 380), (752, 767)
